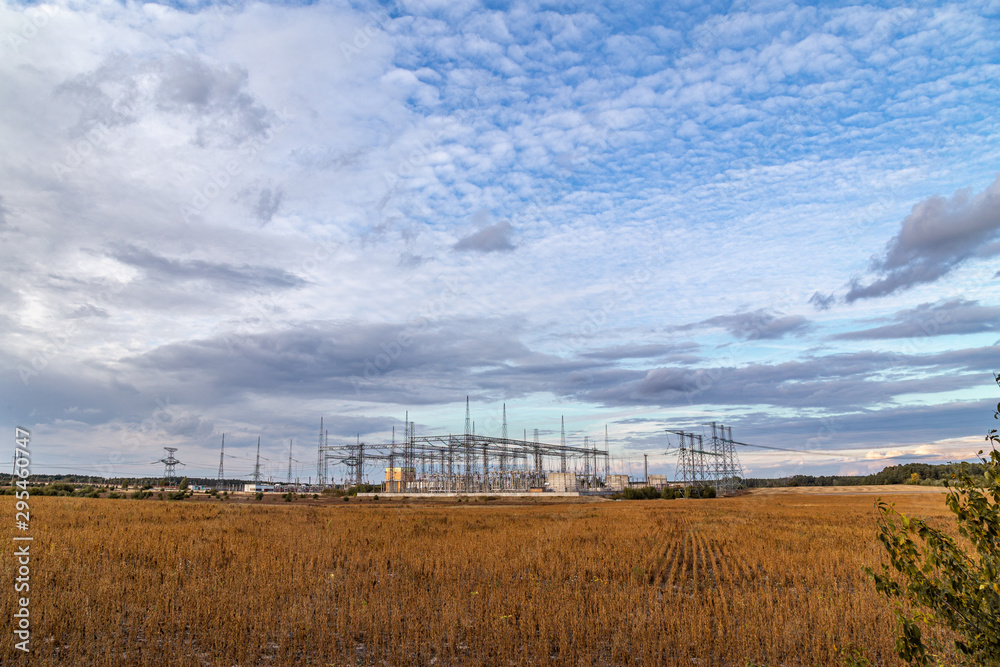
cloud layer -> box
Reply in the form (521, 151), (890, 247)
(1, 1), (998, 479)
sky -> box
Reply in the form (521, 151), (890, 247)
(1, 0), (999, 483)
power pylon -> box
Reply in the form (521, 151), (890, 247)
(216, 434), (225, 489)
(252, 437), (262, 483)
(158, 447), (182, 486)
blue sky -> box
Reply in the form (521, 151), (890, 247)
(1, 0), (998, 482)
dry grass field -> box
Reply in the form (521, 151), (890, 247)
(0, 490), (955, 666)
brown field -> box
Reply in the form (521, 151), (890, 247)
(0, 490), (955, 666)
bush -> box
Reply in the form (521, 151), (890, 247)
(622, 486), (660, 500)
(867, 372), (1000, 664)
(107, 492), (122, 499)
(255, 491), (264, 501)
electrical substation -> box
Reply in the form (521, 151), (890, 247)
(309, 399), (750, 497)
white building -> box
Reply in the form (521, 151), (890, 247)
(243, 483), (274, 493)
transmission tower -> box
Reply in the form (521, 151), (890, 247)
(560, 416), (567, 473)
(252, 437), (262, 483)
(711, 422), (743, 496)
(286, 438), (293, 485)
(216, 434), (225, 489)
(158, 447), (182, 486)
(317, 417), (324, 488)
(669, 425), (744, 495)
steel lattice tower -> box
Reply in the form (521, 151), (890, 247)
(158, 447), (182, 486)
(252, 437), (262, 483)
(670, 426), (745, 495)
(216, 434), (225, 489)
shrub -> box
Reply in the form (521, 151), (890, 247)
(255, 492), (264, 501)
(867, 372), (1000, 664)
(622, 486), (660, 500)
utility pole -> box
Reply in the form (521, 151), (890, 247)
(644, 453), (648, 485)
(286, 438), (293, 485)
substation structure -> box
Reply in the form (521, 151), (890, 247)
(315, 412), (611, 494)
(669, 422), (744, 496)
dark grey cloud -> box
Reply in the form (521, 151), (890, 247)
(579, 346), (998, 411)
(252, 187), (283, 225)
(847, 175), (1000, 302)
(398, 252), (427, 268)
(720, 398), (997, 461)
(834, 298), (1000, 340)
(59, 54), (274, 146)
(582, 342), (699, 361)
(68, 304), (110, 319)
(123, 311), (998, 414)
(127, 318), (556, 406)
(453, 220), (516, 253)
(809, 291), (835, 311)
(674, 309), (810, 340)
(110, 245), (305, 290)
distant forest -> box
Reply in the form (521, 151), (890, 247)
(743, 460), (989, 488)
(0, 460), (993, 489)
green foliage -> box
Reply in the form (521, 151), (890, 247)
(839, 646), (873, 667)
(255, 491), (264, 501)
(622, 486), (660, 500)
(866, 373), (1000, 665)
(130, 490), (152, 500)
(178, 477), (189, 490)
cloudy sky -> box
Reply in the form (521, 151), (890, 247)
(2, 0), (999, 482)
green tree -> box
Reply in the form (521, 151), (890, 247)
(867, 373), (1000, 665)
(178, 477), (189, 490)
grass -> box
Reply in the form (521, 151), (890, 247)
(0, 491), (953, 666)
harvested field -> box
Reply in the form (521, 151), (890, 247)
(0, 492), (955, 666)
